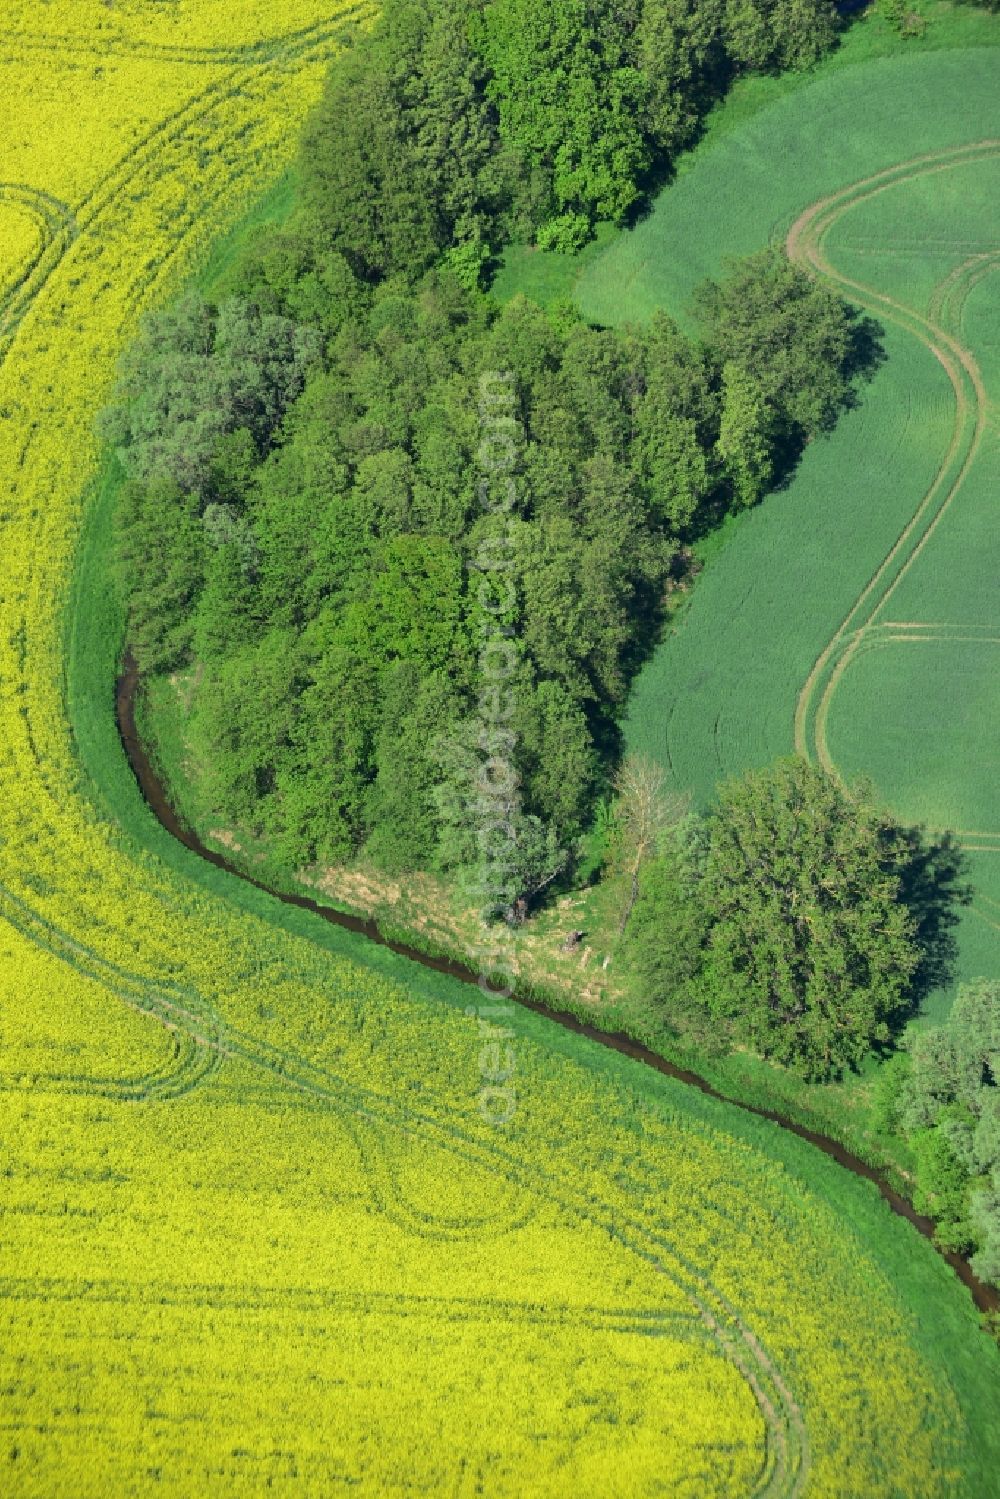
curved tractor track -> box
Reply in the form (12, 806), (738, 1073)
(788, 143), (1000, 890)
(3, 68), (990, 1499)
(0, 185), (78, 358)
(2, 16), (369, 69)
(0, 9), (373, 381)
(0, 21), (807, 1492)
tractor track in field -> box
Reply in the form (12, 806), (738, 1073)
(2, 861), (810, 1494)
(4, 47), (993, 1493)
(927, 248), (1000, 331)
(3, 743), (811, 1491)
(0, 1274), (714, 1345)
(0, 7), (374, 374)
(0, 186), (78, 354)
(788, 143), (1000, 880)
(0, 0), (375, 844)
(0, 24), (807, 1484)
(1, 16), (368, 69)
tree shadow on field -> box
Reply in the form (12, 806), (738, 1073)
(759, 308), (888, 501)
(888, 825), (974, 1028)
(623, 6), (872, 232)
(842, 308), (888, 401)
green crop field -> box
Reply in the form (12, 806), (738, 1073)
(5, 8), (1000, 1493)
(575, 46), (1000, 999)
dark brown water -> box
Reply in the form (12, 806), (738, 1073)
(116, 651), (998, 1318)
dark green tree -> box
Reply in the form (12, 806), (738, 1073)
(301, 0), (502, 283)
(697, 758), (920, 1078)
(365, 664), (460, 873)
(479, 0), (650, 232)
(114, 475), (206, 672)
(716, 358), (775, 508)
(632, 312), (720, 531)
(694, 248), (860, 452)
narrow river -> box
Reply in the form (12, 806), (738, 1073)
(116, 650), (998, 1318)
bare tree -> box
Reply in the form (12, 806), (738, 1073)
(609, 754), (690, 936)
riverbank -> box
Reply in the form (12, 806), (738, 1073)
(118, 648), (999, 1322)
(76, 0), (1000, 1333)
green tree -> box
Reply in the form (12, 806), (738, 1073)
(427, 715), (568, 919)
(513, 677), (597, 838)
(276, 610), (383, 863)
(893, 980), (1000, 1282)
(716, 358), (775, 508)
(911, 1124), (974, 1252)
(115, 475), (206, 672)
(302, 0), (501, 282)
(101, 294), (321, 495)
(191, 526), (258, 662)
(488, 811), (570, 921)
(723, 0), (837, 72)
(186, 629), (301, 833)
(694, 248), (859, 450)
(364, 534), (471, 681)
(766, 0), (838, 69)
(902, 980), (1000, 1130)
(970, 1185), (1000, 1286)
(636, 0), (725, 161)
(479, 0), (650, 231)
(632, 312), (720, 531)
(698, 758), (920, 1078)
(722, 0), (775, 71)
(365, 664), (459, 872)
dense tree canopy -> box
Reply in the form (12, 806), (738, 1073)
(99, 295), (321, 494)
(617, 817), (710, 1003)
(618, 759), (959, 1080)
(105, 0), (871, 920)
(300, 0), (502, 284)
(694, 247), (872, 460)
(298, 0), (840, 268)
(107, 246), (867, 894)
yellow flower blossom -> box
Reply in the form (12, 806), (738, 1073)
(0, 6), (986, 1495)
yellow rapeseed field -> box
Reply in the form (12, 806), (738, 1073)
(0, 4), (987, 1495)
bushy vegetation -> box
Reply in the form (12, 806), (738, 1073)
(615, 756), (970, 1079)
(587, 47), (1000, 1162)
(106, 257), (864, 897)
(878, 981), (1000, 1278)
(105, 0), (865, 908)
(583, 51), (1000, 980)
(103, 0), (989, 1120)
